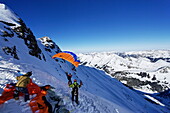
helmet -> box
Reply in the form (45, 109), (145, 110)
(25, 71), (32, 76)
(44, 85), (51, 90)
(74, 79), (77, 82)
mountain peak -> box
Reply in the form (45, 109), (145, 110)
(0, 3), (6, 9)
(0, 3), (20, 27)
(0, 3), (43, 60)
(39, 36), (52, 42)
(38, 36), (61, 53)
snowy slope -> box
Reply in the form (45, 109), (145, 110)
(0, 3), (20, 27)
(0, 3), (170, 113)
(78, 50), (170, 93)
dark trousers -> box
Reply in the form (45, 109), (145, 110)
(67, 76), (72, 84)
(14, 87), (30, 102)
(71, 91), (78, 104)
(42, 96), (52, 113)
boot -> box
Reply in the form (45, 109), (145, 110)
(13, 90), (19, 100)
(24, 94), (30, 102)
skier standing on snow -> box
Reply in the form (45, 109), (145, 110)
(13, 71), (32, 102)
(69, 79), (83, 105)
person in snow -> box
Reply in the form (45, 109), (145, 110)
(65, 72), (72, 84)
(68, 79), (83, 104)
(13, 71), (32, 102)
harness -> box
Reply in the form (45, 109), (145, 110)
(72, 83), (79, 95)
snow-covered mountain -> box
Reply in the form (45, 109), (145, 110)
(0, 3), (170, 113)
(78, 50), (170, 93)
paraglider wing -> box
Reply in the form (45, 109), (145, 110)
(52, 51), (80, 67)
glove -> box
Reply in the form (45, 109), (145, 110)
(68, 81), (71, 86)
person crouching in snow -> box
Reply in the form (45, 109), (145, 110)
(13, 71), (32, 102)
(69, 79), (83, 105)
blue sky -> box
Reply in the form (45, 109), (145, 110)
(1, 0), (170, 53)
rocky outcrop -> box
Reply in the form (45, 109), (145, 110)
(0, 18), (43, 60)
(111, 71), (168, 92)
(39, 36), (61, 53)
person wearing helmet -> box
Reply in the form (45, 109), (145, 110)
(68, 79), (83, 105)
(13, 71), (32, 102)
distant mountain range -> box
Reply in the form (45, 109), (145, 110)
(78, 50), (170, 93)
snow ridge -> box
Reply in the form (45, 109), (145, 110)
(0, 3), (20, 27)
